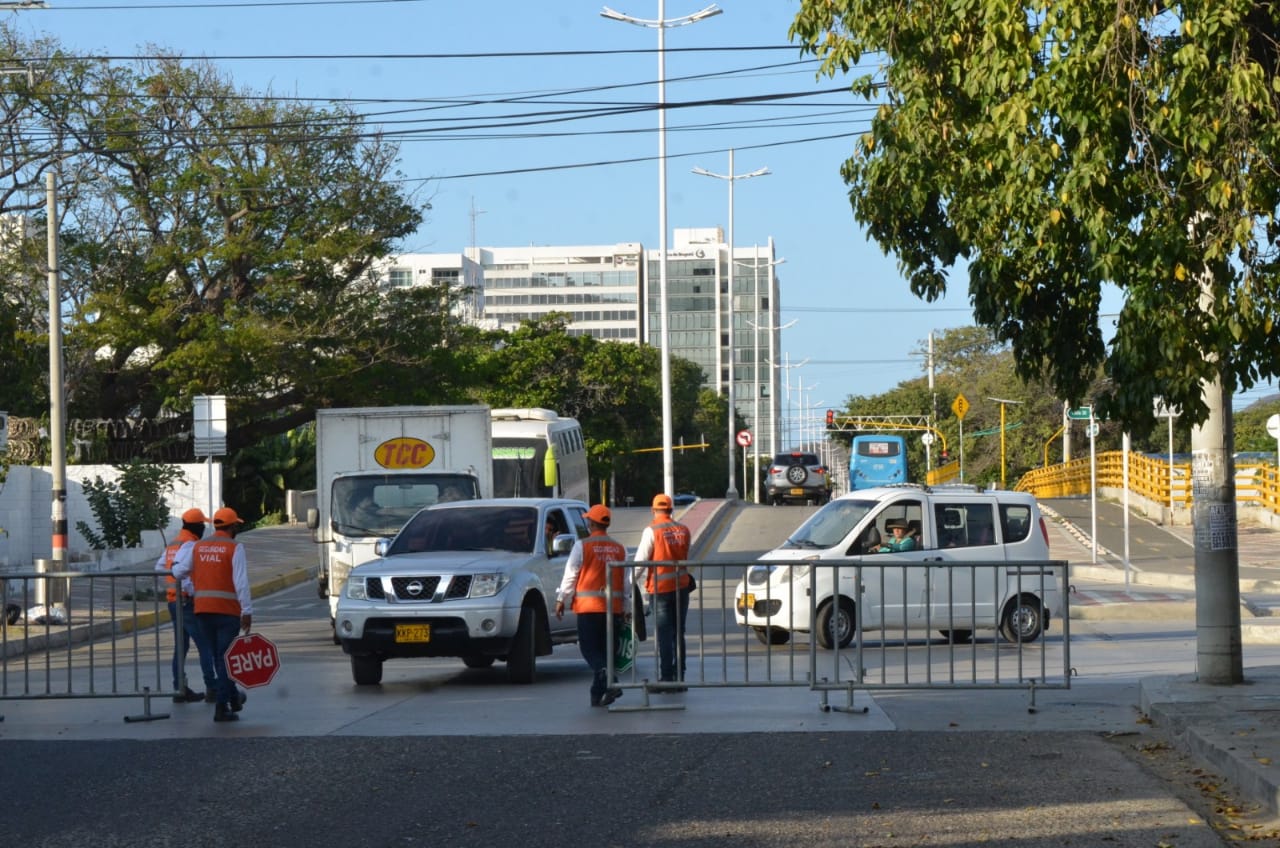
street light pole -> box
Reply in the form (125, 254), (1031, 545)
(692, 149), (768, 501)
(602, 2), (722, 497)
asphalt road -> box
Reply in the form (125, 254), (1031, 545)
(3, 733), (1232, 847)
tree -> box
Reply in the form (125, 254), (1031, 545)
(474, 315), (722, 501)
(790, 2), (1280, 431)
(75, 459), (185, 549)
(792, 1), (1271, 681)
(0, 34), (427, 449)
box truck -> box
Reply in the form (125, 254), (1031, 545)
(308, 406), (493, 627)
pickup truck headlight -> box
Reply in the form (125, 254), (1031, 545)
(470, 573), (509, 598)
(345, 578), (368, 600)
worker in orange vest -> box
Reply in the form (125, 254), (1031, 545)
(555, 504), (630, 707)
(634, 493), (693, 690)
(173, 506), (253, 723)
(154, 507), (217, 704)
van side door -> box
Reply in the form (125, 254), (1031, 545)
(928, 498), (1003, 630)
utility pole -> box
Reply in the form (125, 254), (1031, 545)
(1189, 217), (1242, 685)
(46, 171), (67, 613)
(1192, 369), (1242, 683)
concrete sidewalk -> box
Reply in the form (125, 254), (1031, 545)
(1042, 502), (1280, 818)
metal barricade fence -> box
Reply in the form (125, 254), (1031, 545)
(1, 568), (182, 722)
(607, 558), (1071, 714)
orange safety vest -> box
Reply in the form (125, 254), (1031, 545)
(160, 529), (200, 603)
(189, 532), (242, 616)
(644, 518), (692, 594)
(572, 533), (628, 615)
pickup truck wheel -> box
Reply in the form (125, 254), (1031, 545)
(462, 655), (495, 669)
(938, 629), (973, 644)
(753, 626), (790, 645)
(816, 598), (855, 650)
(1001, 597), (1044, 643)
(507, 605), (538, 684)
(351, 654), (383, 685)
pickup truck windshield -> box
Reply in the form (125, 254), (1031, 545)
(388, 506), (540, 556)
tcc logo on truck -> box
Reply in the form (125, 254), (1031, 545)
(374, 437), (435, 469)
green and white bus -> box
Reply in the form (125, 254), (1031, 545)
(490, 408), (589, 502)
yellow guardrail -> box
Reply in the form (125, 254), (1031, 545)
(1015, 453), (1280, 515)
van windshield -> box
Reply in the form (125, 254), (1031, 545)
(781, 499), (874, 549)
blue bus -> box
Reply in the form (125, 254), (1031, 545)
(849, 435), (909, 489)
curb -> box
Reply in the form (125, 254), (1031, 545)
(688, 499), (739, 561)
(1140, 674), (1280, 817)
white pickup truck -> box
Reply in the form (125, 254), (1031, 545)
(335, 498), (590, 685)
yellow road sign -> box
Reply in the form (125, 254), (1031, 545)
(952, 394), (970, 421)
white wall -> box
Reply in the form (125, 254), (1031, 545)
(0, 462), (221, 572)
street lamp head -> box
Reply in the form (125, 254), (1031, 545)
(602, 4), (721, 26)
(600, 7), (633, 23)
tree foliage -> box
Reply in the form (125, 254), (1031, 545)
(0, 27), (426, 446)
(75, 459), (185, 549)
(474, 314), (722, 501)
(791, 1), (1280, 433)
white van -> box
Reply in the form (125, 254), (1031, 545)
(733, 484), (1061, 648)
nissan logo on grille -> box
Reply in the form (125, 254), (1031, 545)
(391, 575), (441, 599)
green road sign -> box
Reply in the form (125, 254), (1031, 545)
(1067, 406), (1092, 420)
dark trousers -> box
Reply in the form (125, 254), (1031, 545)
(576, 612), (624, 702)
(197, 613), (242, 708)
(653, 587), (692, 681)
(168, 599), (216, 692)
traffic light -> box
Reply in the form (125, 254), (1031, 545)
(941, 449), (950, 462)
(825, 409), (834, 427)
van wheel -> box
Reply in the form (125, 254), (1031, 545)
(816, 598), (855, 650)
(938, 629), (972, 644)
(753, 626), (790, 646)
(351, 654), (383, 685)
(462, 655), (495, 669)
(1001, 597), (1044, 643)
(507, 605), (538, 684)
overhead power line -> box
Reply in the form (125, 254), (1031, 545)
(37, 0), (424, 10)
(35, 45), (804, 62)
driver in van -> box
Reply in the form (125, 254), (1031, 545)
(874, 518), (917, 553)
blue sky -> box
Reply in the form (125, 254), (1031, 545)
(12, 0), (1275, 418)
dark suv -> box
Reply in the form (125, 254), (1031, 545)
(764, 450), (832, 505)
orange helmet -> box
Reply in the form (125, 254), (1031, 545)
(652, 494), (673, 511)
(584, 504), (611, 527)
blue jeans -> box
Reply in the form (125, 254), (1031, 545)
(653, 588), (691, 682)
(168, 599), (216, 692)
(576, 612), (624, 703)
(197, 613), (242, 708)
